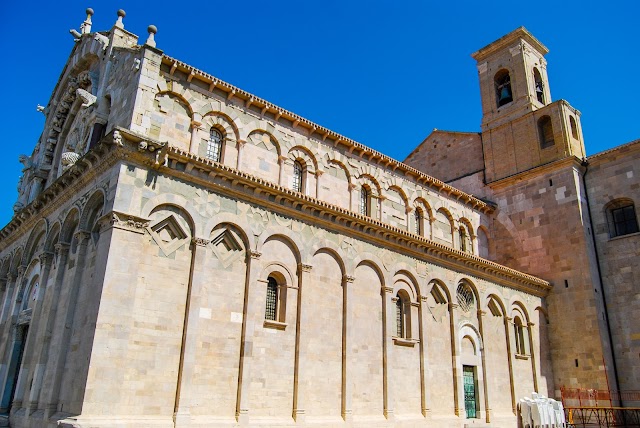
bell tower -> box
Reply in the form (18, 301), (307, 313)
(472, 27), (586, 183)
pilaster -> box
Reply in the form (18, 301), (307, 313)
(34, 243), (70, 413)
(235, 250), (262, 426)
(419, 294), (431, 418)
(382, 285), (395, 420)
(43, 230), (90, 419)
(292, 263), (313, 423)
(341, 274), (355, 423)
(174, 237), (210, 427)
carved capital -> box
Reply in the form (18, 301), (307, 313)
(382, 286), (394, 294)
(192, 237), (210, 247)
(448, 302), (459, 310)
(278, 155), (288, 164)
(39, 251), (55, 268)
(299, 263), (313, 273)
(477, 309), (486, 317)
(54, 242), (71, 256)
(249, 250), (262, 259)
(315, 169), (324, 177)
(419, 294), (429, 303)
(7, 273), (17, 282)
(74, 230), (91, 243)
(343, 275), (355, 283)
(527, 322), (535, 327)
(17, 265), (26, 277)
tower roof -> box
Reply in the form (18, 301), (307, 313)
(471, 27), (548, 61)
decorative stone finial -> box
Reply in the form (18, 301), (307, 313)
(81, 8), (94, 34)
(146, 25), (157, 48)
(115, 9), (126, 28)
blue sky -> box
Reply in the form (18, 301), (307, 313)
(1, 1), (638, 227)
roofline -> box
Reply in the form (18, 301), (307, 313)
(403, 129), (481, 162)
(587, 138), (640, 161)
(471, 27), (548, 61)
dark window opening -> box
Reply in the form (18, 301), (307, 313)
(533, 67), (545, 104)
(414, 209), (423, 236)
(265, 276), (278, 321)
(360, 186), (371, 216)
(495, 70), (513, 107)
(538, 116), (555, 148)
(293, 160), (304, 193)
(570, 116), (579, 139)
(609, 204), (639, 237)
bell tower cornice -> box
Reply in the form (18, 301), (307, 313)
(471, 27), (548, 62)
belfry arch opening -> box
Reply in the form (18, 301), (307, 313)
(533, 67), (545, 104)
(495, 69), (513, 107)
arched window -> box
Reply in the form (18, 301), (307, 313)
(456, 283), (475, 313)
(414, 209), (423, 236)
(514, 316), (527, 355)
(570, 116), (579, 140)
(21, 280), (39, 312)
(533, 67), (545, 104)
(293, 160), (304, 193)
(207, 127), (223, 162)
(495, 70), (513, 107)
(265, 276), (279, 321)
(394, 291), (411, 338)
(396, 295), (405, 337)
(360, 186), (371, 216)
(538, 116), (555, 148)
(607, 200), (639, 238)
(459, 227), (468, 253)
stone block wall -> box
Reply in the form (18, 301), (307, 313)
(586, 140), (640, 395)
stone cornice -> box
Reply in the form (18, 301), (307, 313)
(122, 129), (548, 296)
(0, 129), (550, 296)
(161, 55), (493, 214)
(488, 156), (584, 190)
(471, 27), (548, 61)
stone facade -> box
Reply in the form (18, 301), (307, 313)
(0, 12), (636, 428)
(405, 28), (639, 404)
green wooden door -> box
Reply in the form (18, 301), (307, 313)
(463, 365), (477, 418)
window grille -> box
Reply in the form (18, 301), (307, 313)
(207, 128), (223, 162)
(360, 187), (370, 216)
(611, 205), (639, 237)
(293, 160), (303, 192)
(396, 296), (404, 337)
(459, 227), (467, 252)
(514, 317), (527, 354)
(415, 209), (422, 235)
(456, 283), (474, 312)
(265, 277), (278, 321)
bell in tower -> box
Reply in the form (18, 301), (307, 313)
(495, 70), (513, 107)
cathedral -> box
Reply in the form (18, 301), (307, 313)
(0, 8), (638, 428)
